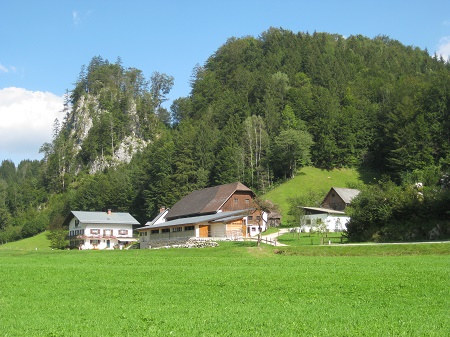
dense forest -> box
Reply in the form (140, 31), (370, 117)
(1, 28), (449, 244)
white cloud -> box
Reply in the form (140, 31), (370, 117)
(0, 63), (17, 74)
(0, 87), (64, 165)
(0, 63), (9, 73)
(72, 9), (92, 26)
(72, 10), (80, 25)
(437, 36), (450, 61)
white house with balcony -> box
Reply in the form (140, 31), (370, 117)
(66, 210), (140, 249)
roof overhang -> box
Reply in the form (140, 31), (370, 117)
(302, 207), (346, 215)
(137, 209), (253, 231)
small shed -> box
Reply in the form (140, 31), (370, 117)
(321, 187), (360, 211)
(268, 211), (282, 227)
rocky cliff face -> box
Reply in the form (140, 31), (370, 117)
(69, 95), (95, 153)
(89, 135), (148, 174)
(64, 93), (150, 173)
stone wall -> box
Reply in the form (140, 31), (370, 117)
(141, 238), (226, 249)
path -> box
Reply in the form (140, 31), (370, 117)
(260, 228), (290, 246)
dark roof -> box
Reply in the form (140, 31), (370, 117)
(322, 187), (360, 206)
(137, 209), (251, 230)
(165, 182), (253, 220)
(331, 187), (360, 204)
(302, 207), (346, 215)
(268, 211), (281, 220)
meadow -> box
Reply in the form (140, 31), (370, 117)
(1, 241), (449, 336)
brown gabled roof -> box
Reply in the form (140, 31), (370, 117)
(165, 182), (253, 220)
(322, 187), (360, 206)
(332, 187), (360, 204)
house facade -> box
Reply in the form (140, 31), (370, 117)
(66, 210), (139, 249)
(137, 182), (268, 248)
(302, 207), (349, 232)
(302, 187), (360, 232)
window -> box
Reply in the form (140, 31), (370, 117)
(245, 199), (250, 204)
(118, 229), (128, 235)
(172, 227), (182, 232)
(103, 229), (112, 236)
(234, 198), (238, 203)
(75, 220), (79, 227)
(251, 227), (256, 231)
(140, 231), (148, 236)
(248, 216), (253, 220)
(151, 229), (159, 234)
(91, 240), (100, 245)
(256, 216), (261, 221)
(90, 229), (100, 235)
(162, 228), (170, 233)
(185, 226), (195, 231)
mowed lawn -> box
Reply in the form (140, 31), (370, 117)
(0, 243), (449, 336)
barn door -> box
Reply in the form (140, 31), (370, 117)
(199, 225), (210, 237)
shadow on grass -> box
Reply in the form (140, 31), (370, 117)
(356, 167), (382, 184)
(220, 241), (259, 248)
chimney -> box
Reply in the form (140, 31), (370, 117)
(160, 206), (166, 214)
(107, 209), (112, 215)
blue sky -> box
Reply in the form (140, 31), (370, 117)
(1, 0), (450, 165)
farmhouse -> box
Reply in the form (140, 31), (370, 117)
(302, 187), (360, 232)
(66, 210), (139, 249)
(137, 182), (267, 248)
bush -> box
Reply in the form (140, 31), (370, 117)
(346, 176), (450, 242)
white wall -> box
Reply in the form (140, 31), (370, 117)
(303, 214), (349, 232)
(69, 218), (135, 249)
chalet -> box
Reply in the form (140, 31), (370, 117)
(66, 210), (139, 249)
(321, 187), (360, 211)
(302, 187), (360, 232)
(137, 182), (267, 248)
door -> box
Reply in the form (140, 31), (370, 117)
(199, 225), (210, 238)
(106, 240), (110, 248)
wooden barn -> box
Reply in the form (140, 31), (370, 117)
(137, 182), (267, 248)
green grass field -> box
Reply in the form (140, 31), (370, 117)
(1, 241), (449, 336)
(277, 231), (348, 246)
(0, 231), (53, 251)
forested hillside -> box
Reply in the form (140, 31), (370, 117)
(1, 28), (449, 244)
